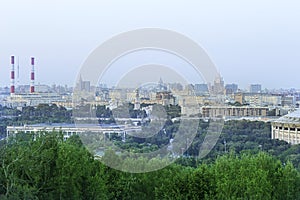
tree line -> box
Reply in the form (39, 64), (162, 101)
(0, 104), (72, 136)
(1, 132), (300, 199)
(105, 119), (300, 170)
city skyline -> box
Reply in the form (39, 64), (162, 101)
(1, 1), (300, 89)
(1, 78), (299, 93)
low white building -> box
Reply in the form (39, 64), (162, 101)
(3, 93), (63, 108)
(6, 123), (141, 141)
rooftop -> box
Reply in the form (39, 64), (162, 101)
(273, 109), (300, 124)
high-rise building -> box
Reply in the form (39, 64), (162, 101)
(234, 93), (245, 104)
(194, 83), (209, 95)
(77, 76), (91, 92)
(168, 83), (183, 91)
(211, 74), (225, 95)
(250, 84), (262, 93)
(281, 95), (295, 107)
(157, 78), (167, 92)
(185, 84), (194, 95)
(134, 89), (141, 110)
(225, 83), (238, 95)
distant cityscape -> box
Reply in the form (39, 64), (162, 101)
(1, 56), (299, 112)
(2, 56), (300, 145)
(1, 74), (300, 110)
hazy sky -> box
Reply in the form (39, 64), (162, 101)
(0, 0), (299, 89)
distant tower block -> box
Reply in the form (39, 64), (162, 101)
(134, 88), (141, 110)
(10, 56), (15, 95)
(30, 57), (35, 93)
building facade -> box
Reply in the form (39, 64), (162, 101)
(250, 84), (262, 93)
(271, 109), (300, 144)
(201, 106), (268, 118)
(7, 124), (141, 140)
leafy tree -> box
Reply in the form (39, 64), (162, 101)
(0, 132), (107, 199)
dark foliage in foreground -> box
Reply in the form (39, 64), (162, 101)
(1, 131), (300, 200)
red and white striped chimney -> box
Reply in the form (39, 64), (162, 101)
(10, 56), (15, 95)
(30, 57), (35, 93)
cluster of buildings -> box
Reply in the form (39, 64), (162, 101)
(1, 56), (72, 108)
(2, 56), (300, 145)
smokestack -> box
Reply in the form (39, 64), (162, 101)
(10, 56), (15, 95)
(30, 57), (35, 93)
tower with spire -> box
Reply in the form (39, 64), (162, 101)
(211, 73), (225, 95)
(134, 88), (141, 110)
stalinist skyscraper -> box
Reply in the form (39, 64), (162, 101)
(211, 74), (225, 95)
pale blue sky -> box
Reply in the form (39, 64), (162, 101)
(0, 0), (299, 89)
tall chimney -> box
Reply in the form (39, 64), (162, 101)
(30, 57), (35, 93)
(10, 56), (15, 95)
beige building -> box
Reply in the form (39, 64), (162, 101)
(234, 93), (245, 104)
(271, 109), (300, 145)
(201, 106), (268, 118)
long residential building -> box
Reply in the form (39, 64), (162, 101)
(201, 106), (269, 118)
(3, 93), (63, 108)
(6, 123), (141, 140)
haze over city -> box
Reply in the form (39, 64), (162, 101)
(3, 1), (300, 199)
(1, 0), (300, 89)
